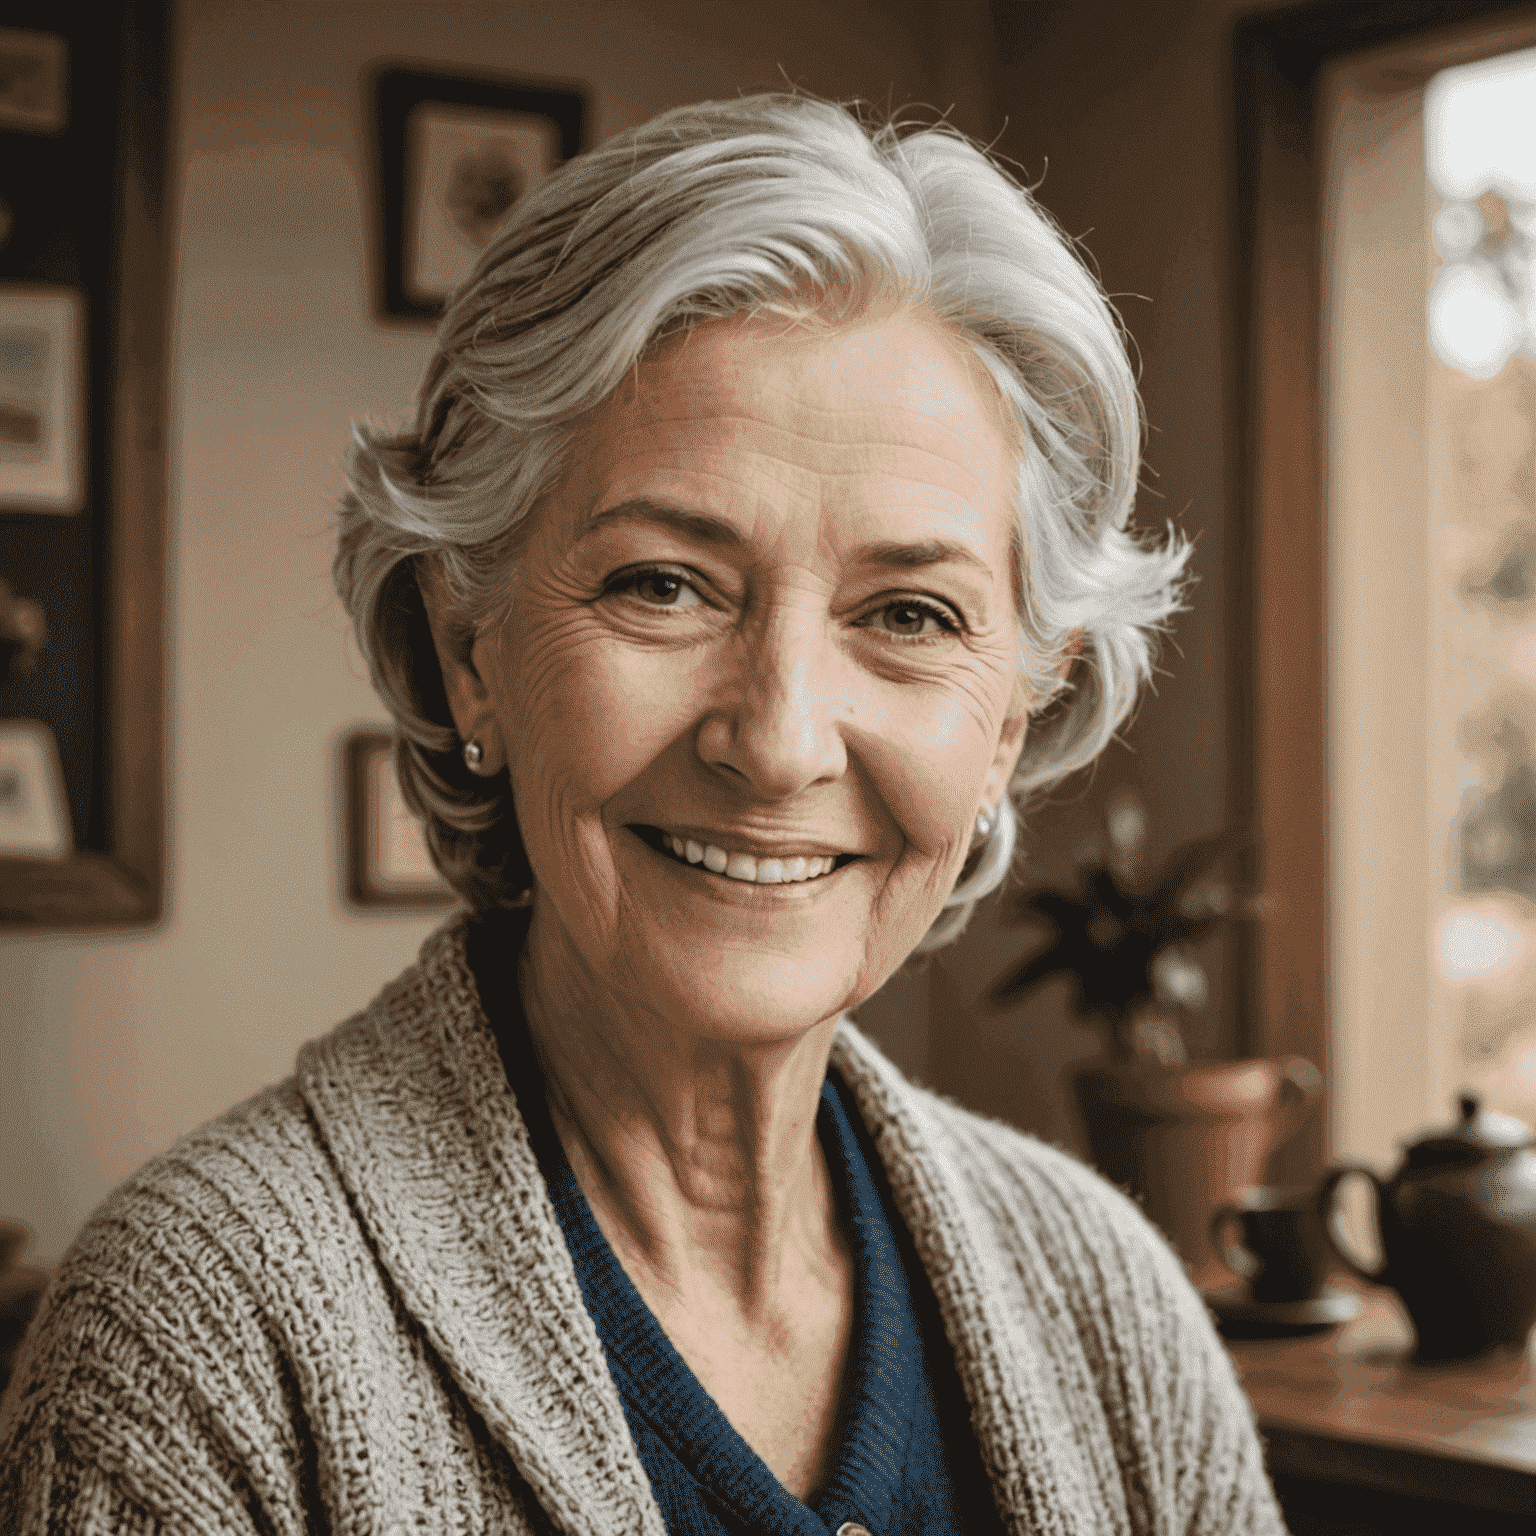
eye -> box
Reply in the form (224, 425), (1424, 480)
(606, 567), (704, 609)
(864, 597), (959, 638)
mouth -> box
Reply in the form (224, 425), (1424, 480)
(629, 825), (859, 886)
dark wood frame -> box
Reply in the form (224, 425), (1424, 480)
(1232, 0), (1536, 1181)
(373, 66), (585, 322)
(0, 0), (171, 929)
(341, 727), (454, 912)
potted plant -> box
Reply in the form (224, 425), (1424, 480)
(992, 792), (1320, 1289)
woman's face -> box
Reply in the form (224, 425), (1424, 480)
(447, 311), (1032, 1042)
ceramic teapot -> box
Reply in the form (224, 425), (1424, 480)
(1318, 1094), (1536, 1360)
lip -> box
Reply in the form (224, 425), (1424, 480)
(627, 824), (861, 879)
(631, 823), (856, 862)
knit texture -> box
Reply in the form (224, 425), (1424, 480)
(0, 914), (1287, 1535)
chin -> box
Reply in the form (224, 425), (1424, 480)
(535, 835), (943, 1042)
(627, 929), (873, 1046)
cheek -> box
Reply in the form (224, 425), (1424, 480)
(861, 674), (1014, 855)
(496, 608), (708, 819)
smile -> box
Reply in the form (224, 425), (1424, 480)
(630, 826), (855, 885)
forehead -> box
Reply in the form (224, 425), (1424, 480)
(559, 312), (1020, 556)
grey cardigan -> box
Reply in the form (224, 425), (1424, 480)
(0, 916), (1286, 1534)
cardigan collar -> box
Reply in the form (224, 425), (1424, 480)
(296, 910), (1081, 1536)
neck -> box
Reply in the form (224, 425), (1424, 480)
(518, 903), (844, 1310)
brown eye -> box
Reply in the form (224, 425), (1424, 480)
(639, 574), (683, 603)
(611, 569), (703, 608)
(879, 601), (949, 636)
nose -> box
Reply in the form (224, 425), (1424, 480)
(696, 609), (848, 798)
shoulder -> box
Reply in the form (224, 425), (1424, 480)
(834, 1019), (1174, 1269)
(3, 1072), (342, 1383)
(831, 1021), (1223, 1376)
(0, 1076), (338, 1523)
(0, 956), (433, 1527)
(11, 945), (437, 1376)
(100, 1069), (336, 1228)
(915, 1079), (1173, 1263)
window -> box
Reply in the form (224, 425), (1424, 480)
(1322, 31), (1536, 1168)
(1425, 49), (1536, 1117)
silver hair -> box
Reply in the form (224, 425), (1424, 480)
(334, 92), (1189, 950)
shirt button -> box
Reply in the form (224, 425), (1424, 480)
(836, 1525), (873, 1536)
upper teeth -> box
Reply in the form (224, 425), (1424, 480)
(666, 835), (838, 884)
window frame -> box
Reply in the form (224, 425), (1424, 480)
(1234, 0), (1536, 1180)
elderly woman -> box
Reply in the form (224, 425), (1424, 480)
(1, 95), (1284, 1534)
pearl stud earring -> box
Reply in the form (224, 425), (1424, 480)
(976, 808), (994, 839)
(463, 739), (484, 773)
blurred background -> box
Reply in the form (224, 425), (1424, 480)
(4, 0), (1536, 1268)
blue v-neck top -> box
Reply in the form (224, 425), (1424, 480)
(496, 995), (1007, 1535)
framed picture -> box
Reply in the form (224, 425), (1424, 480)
(0, 286), (86, 515)
(375, 67), (585, 320)
(342, 727), (455, 909)
(0, 719), (71, 859)
(1, 0), (170, 930)
(0, 27), (68, 136)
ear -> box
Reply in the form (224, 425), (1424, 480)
(418, 560), (506, 774)
(980, 682), (1030, 812)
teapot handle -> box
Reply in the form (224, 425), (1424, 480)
(1316, 1163), (1389, 1285)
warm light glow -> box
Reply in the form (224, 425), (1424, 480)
(1435, 904), (1529, 982)
(1428, 264), (1523, 378)
(1426, 47), (1536, 202)
(1425, 50), (1536, 381)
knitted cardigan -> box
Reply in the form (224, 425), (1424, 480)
(0, 916), (1287, 1535)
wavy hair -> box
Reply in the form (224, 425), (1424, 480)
(333, 92), (1189, 949)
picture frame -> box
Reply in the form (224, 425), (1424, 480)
(1, 0), (170, 929)
(0, 27), (68, 136)
(374, 67), (585, 321)
(0, 285), (86, 515)
(341, 727), (455, 910)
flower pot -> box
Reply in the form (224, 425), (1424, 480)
(1072, 1055), (1321, 1289)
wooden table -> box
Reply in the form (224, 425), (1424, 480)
(1226, 1289), (1536, 1532)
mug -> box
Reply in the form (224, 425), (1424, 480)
(1209, 1184), (1334, 1302)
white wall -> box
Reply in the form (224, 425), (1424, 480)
(0, 0), (988, 1265)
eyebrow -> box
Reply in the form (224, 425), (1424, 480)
(578, 498), (993, 577)
(851, 538), (992, 577)
(575, 499), (744, 549)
